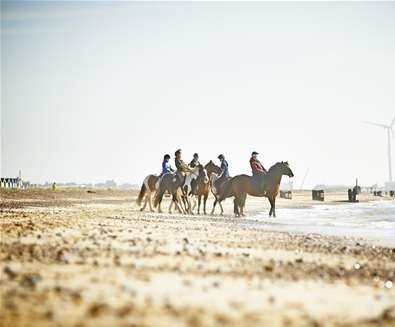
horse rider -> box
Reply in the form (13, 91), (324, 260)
(189, 153), (200, 194)
(250, 151), (267, 191)
(160, 154), (175, 177)
(214, 154), (229, 193)
(175, 149), (191, 174)
(189, 153), (200, 168)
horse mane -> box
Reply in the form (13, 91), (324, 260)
(268, 161), (288, 173)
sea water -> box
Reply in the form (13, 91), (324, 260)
(247, 200), (395, 247)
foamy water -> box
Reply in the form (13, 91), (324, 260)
(247, 200), (395, 247)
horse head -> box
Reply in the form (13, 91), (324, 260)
(198, 164), (209, 183)
(204, 160), (222, 177)
(269, 161), (294, 178)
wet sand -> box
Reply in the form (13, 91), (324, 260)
(1, 188), (394, 327)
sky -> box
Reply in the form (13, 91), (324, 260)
(1, 1), (395, 188)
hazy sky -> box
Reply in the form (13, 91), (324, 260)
(1, 1), (395, 188)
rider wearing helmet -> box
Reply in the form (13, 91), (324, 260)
(214, 154), (229, 193)
(189, 153), (200, 168)
(250, 151), (267, 176)
(160, 154), (175, 176)
(175, 149), (191, 174)
(250, 151), (267, 192)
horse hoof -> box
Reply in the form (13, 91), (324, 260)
(140, 208), (144, 212)
(150, 209), (155, 213)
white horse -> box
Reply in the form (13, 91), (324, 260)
(209, 172), (225, 215)
(181, 165), (201, 214)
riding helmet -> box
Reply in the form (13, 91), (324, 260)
(193, 153), (199, 158)
(252, 151), (259, 156)
(164, 154), (171, 160)
(175, 149), (181, 156)
(218, 154), (224, 160)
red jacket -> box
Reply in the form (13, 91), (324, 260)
(250, 157), (267, 174)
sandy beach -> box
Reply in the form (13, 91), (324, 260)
(1, 188), (394, 327)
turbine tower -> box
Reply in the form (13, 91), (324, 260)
(365, 117), (395, 183)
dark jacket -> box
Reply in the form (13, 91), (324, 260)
(219, 160), (229, 178)
(189, 158), (200, 168)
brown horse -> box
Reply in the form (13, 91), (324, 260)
(153, 173), (185, 214)
(204, 160), (227, 215)
(190, 165), (210, 214)
(219, 161), (294, 217)
(137, 174), (160, 212)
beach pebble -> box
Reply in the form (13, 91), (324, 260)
(20, 273), (41, 289)
(353, 263), (361, 270)
(3, 266), (17, 280)
(385, 280), (393, 289)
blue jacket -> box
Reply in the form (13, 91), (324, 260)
(162, 161), (175, 175)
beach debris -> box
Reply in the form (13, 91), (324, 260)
(353, 263), (361, 270)
(87, 303), (109, 317)
(384, 280), (393, 289)
(3, 266), (17, 280)
(20, 273), (42, 289)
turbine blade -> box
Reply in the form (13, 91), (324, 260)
(363, 121), (388, 128)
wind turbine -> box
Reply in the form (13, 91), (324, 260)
(364, 117), (395, 183)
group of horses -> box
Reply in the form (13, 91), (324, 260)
(137, 160), (294, 217)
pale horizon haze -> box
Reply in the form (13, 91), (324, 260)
(1, 1), (395, 188)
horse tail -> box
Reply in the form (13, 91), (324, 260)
(137, 183), (146, 206)
(137, 176), (150, 205)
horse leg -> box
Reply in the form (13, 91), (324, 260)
(240, 193), (247, 217)
(155, 190), (165, 213)
(211, 198), (217, 215)
(203, 192), (208, 215)
(192, 196), (197, 212)
(188, 196), (194, 215)
(272, 197), (277, 218)
(148, 191), (155, 212)
(233, 198), (240, 217)
(178, 191), (186, 214)
(219, 200), (224, 215)
(268, 197), (274, 217)
(141, 193), (148, 211)
(197, 195), (201, 215)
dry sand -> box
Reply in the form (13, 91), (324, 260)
(1, 188), (394, 327)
